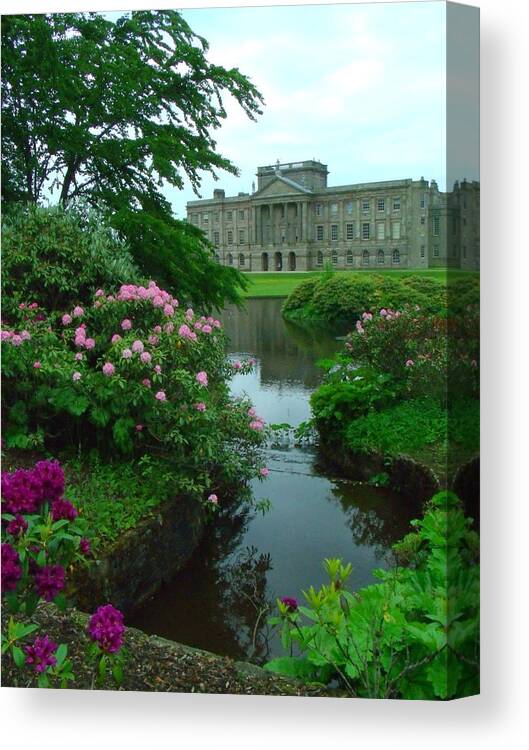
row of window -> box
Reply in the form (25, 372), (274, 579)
(191, 209), (247, 225)
(313, 249), (402, 265)
(316, 221), (401, 242)
(315, 197), (402, 216)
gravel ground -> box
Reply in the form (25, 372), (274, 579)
(2, 603), (336, 697)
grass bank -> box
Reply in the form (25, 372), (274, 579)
(243, 269), (478, 298)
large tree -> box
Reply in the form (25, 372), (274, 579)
(1, 11), (264, 309)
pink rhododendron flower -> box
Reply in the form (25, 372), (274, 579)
(148, 335), (159, 346)
(111, 334), (122, 344)
(75, 353), (83, 361)
(247, 407), (256, 417)
(33, 361), (41, 369)
(202, 324), (212, 334)
(95, 289), (105, 297)
(28, 302), (38, 310)
(196, 371), (208, 387)
(72, 371), (81, 382)
(153, 326), (162, 334)
(140, 351), (152, 364)
(355, 321), (365, 334)
(18, 303), (26, 310)
(11, 335), (23, 346)
(61, 314), (72, 326)
(185, 308), (194, 321)
(250, 420), (264, 431)
(135, 424), (143, 431)
(152, 295), (164, 308)
(260, 467), (270, 477)
(155, 390), (166, 401)
(142, 378), (151, 388)
(75, 326), (86, 339)
(132, 340), (144, 353)
(380, 308), (388, 317)
(72, 306), (84, 318)
(471, 359), (478, 368)
(405, 359), (415, 367)
(194, 321), (203, 331)
(1, 330), (12, 341)
(154, 365), (162, 374)
(164, 322), (175, 334)
(84, 337), (95, 350)
(122, 348), (132, 359)
(163, 304), (174, 317)
(102, 362), (115, 377)
(20, 330), (31, 341)
(208, 494), (218, 504)
(121, 319), (132, 330)
(195, 402), (207, 412)
(232, 361), (242, 370)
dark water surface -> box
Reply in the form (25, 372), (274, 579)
(131, 298), (418, 663)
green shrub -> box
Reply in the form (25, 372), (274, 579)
(1, 203), (140, 315)
(265, 491), (479, 699)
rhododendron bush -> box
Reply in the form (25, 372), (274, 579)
(2, 281), (266, 490)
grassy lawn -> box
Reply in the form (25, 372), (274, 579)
(243, 269), (478, 298)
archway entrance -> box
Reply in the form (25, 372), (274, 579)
(288, 252), (296, 271)
(274, 251), (283, 271)
(261, 252), (269, 271)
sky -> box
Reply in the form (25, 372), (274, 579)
(164, 1), (448, 218)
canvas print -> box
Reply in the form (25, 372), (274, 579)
(1, 1), (479, 699)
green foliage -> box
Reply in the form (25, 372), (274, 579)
(1, 10), (263, 310)
(310, 367), (396, 428)
(1, 203), (140, 316)
(1, 618), (75, 688)
(266, 492), (479, 699)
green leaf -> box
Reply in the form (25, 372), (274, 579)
(55, 643), (68, 667)
(12, 645), (26, 668)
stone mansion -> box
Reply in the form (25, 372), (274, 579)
(186, 160), (479, 272)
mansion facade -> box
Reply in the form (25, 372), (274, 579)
(186, 160), (479, 271)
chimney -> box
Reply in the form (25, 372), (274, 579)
(213, 189), (225, 199)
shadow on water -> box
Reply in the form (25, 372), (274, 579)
(131, 298), (420, 663)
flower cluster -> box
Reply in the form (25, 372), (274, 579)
(88, 604), (125, 653)
(0, 328), (32, 346)
(1, 542), (22, 591)
(1, 459), (64, 515)
(24, 635), (58, 673)
(34, 564), (65, 601)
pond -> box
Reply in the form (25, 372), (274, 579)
(131, 297), (419, 663)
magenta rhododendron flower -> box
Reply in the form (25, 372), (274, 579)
(6, 515), (28, 537)
(88, 604), (125, 653)
(2, 467), (44, 514)
(34, 459), (65, 502)
(1, 543), (22, 591)
(196, 371), (208, 387)
(121, 319), (132, 330)
(140, 351), (152, 364)
(51, 498), (78, 522)
(33, 361), (41, 369)
(24, 635), (58, 673)
(280, 597), (298, 612)
(122, 348), (132, 359)
(62, 314), (72, 325)
(80, 538), (91, 556)
(72, 371), (82, 381)
(155, 390), (166, 401)
(72, 306), (84, 318)
(35, 564), (65, 601)
(132, 340), (144, 353)
(102, 362), (115, 377)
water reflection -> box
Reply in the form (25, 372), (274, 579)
(131, 298), (419, 662)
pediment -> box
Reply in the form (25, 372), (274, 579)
(254, 176), (310, 198)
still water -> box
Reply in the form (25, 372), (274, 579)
(131, 298), (418, 663)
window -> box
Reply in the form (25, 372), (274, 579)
(392, 221), (401, 240)
(362, 250), (369, 266)
(346, 201), (353, 215)
(433, 245), (439, 257)
(346, 223), (354, 240)
(226, 211), (233, 221)
(433, 215), (440, 236)
(420, 194), (426, 209)
(331, 249), (338, 264)
(376, 222), (385, 240)
(317, 250), (324, 266)
(346, 249), (354, 265)
(238, 229), (245, 244)
(239, 209), (245, 220)
(215, 254), (220, 263)
(331, 224), (338, 241)
(203, 214), (209, 225)
(330, 203), (338, 215)
(377, 249), (385, 265)
(420, 216), (426, 225)
(213, 231), (220, 246)
(227, 230), (233, 245)
(377, 198), (385, 212)
(228, 253), (233, 265)
(316, 203), (323, 216)
(316, 225), (324, 241)
(238, 253), (245, 267)
(392, 248), (400, 264)
(362, 223), (370, 240)
(393, 197), (401, 211)
(420, 245), (426, 258)
(190, 214), (198, 225)
(362, 199), (370, 213)
(214, 212), (219, 223)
